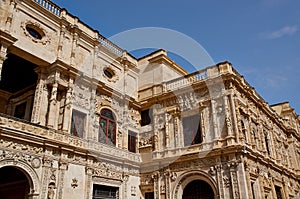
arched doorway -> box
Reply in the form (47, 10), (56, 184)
(0, 166), (30, 199)
(182, 180), (214, 199)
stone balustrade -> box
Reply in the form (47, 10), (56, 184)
(30, 0), (124, 57)
(98, 35), (124, 57)
(0, 114), (141, 162)
(32, 0), (61, 16)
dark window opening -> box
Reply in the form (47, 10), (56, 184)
(145, 192), (154, 199)
(92, 184), (118, 199)
(103, 68), (115, 79)
(141, 109), (152, 126)
(26, 26), (43, 40)
(99, 109), (116, 145)
(0, 54), (37, 119)
(14, 102), (27, 119)
(71, 110), (86, 138)
(275, 186), (283, 199)
(0, 54), (38, 93)
(128, 131), (137, 153)
(183, 115), (202, 146)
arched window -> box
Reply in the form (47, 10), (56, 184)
(99, 109), (116, 145)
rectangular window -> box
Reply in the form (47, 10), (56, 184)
(141, 109), (152, 126)
(128, 131), (137, 153)
(183, 115), (202, 146)
(145, 192), (154, 199)
(93, 184), (118, 199)
(275, 186), (283, 199)
(71, 110), (86, 138)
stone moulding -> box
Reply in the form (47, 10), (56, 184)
(0, 114), (141, 162)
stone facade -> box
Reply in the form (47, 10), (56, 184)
(0, 0), (299, 199)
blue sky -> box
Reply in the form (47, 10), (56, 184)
(52, 0), (300, 114)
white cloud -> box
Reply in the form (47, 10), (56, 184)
(262, 25), (298, 39)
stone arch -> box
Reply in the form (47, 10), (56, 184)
(99, 107), (118, 146)
(172, 170), (219, 199)
(0, 159), (40, 198)
(99, 107), (118, 120)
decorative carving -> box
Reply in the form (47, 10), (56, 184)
(223, 174), (231, 188)
(131, 186), (137, 196)
(71, 178), (78, 188)
(72, 82), (91, 109)
(47, 182), (55, 199)
(141, 174), (153, 185)
(102, 66), (119, 83)
(31, 157), (41, 169)
(160, 184), (166, 193)
(21, 20), (51, 45)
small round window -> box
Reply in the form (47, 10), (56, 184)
(103, 68), (115, 79)
(25, 25), (44, 40)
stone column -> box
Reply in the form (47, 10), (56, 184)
(223, 93), (235, 146)
(0, 43), (8, 81)
(85, 167), (94, 199)
(62, 78), (74, 133)
(5, 0), (15, 32)
(165, 113), (170, 148)
(216, 165), (225, 199)
(174, 115), (180, 148)
(152, 172), (160, 199)
(229, 163), (241, 199)
(164, 170), (171, 199)
(211, 100), (219, 140)
(57, 161), (68, 199)
(243, 161), (253, 199)
(40, 157), (53, 199)
(47, 82), (58, 128)
(229, 91), (238, 143)
(31, 67), (46, 124)
(153, 114), (159, 151)
(122, 174), (129, 199)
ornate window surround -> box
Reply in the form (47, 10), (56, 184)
(21, 21), (51, 45)
(99, 108), (117, 146)
(102, 66), (119, 83)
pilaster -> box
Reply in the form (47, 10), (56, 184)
(62, 77), (74, 133)
(47, 82), (58, 128)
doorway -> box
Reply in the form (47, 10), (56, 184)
(0, 166), (30, 199)
(182, 180), (214, 199)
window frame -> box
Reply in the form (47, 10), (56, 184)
(128, 130), (137, 153)
(70, 109), (86, 138)
(99, 108), (117, 146)
(182, 114), (202, 146)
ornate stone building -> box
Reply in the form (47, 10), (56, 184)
(0, 0), (299, 199)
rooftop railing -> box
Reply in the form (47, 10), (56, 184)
(32, 0), (61, 17)
(31, 0), (125, 57)
(98, 35), (124, 57)
(166, 68), (208, 91)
